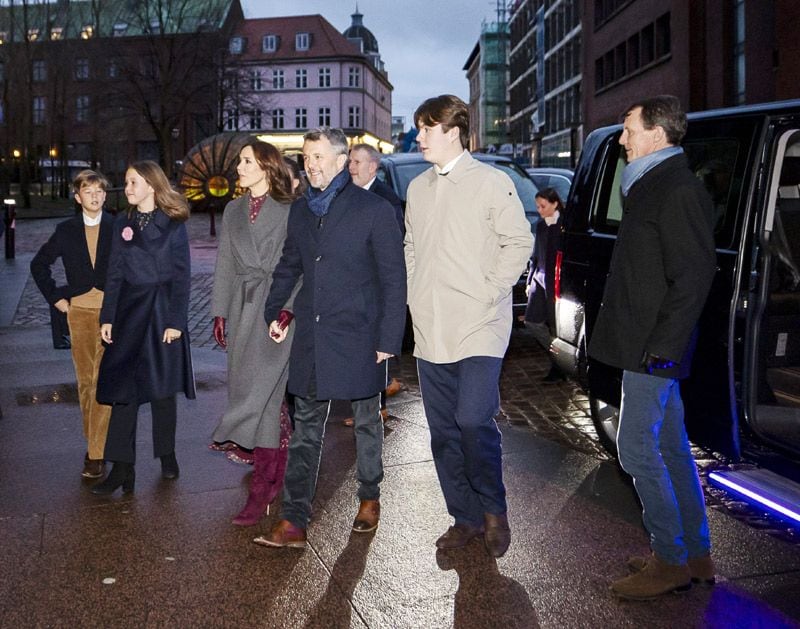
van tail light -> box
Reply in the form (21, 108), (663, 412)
(554, 250), (563, 301)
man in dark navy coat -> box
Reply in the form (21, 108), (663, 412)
(256, 128), (406, 549)
(348, 142), (405, 234)
(588, 95), (716, 599)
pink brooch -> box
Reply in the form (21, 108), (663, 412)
(121, 226), (134, 241)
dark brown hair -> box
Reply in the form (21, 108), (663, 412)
(622, 95), (687, 145)
(127, 160), (189, 222)
(245, 141), (298, 204)
(283, 156), (307, 195)
(414, 94), (470, 148)
(535, 187), (564, 211)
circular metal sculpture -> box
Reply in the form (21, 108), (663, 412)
(178, 132), (253, 211)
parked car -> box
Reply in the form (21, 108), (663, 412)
(551, 98), (800, 518)
(525, 167), (573, 203)
(378, 152), (540, 320)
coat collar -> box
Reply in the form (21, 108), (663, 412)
(422, 151), (476, 186)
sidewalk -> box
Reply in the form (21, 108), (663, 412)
(1, 214), (800, 627)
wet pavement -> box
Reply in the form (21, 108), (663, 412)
(2, 212), (800, 627)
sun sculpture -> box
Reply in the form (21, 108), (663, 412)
(177, 132), (254, 233)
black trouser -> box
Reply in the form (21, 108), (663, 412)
(103, 396), (177, 464)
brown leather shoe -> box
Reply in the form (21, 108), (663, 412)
(484, 513), (511, 558)
(628, 552), (715, 585)
(385, 378), (403, 397)
(352, 499), (380, 533)
(253, 519), (307, 548)
(435, 523), (484, 549)
(82, 454), (105, 479)
(612, 554), (691, 600)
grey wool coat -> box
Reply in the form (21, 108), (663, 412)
(210, 193), (298, 449)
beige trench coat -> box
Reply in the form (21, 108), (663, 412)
(404, 152), (534, 363)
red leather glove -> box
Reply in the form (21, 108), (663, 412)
(276, 309), (294, 330)
(213, 316), (226, 348)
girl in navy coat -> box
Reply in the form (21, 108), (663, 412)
(92, 161), (195, 495)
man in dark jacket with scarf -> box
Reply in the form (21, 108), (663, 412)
(588, 96), (717, 599)
(256, 128), (406, 549)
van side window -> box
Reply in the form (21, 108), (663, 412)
(590, 121), (756, 249)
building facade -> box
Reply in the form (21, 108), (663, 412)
(583, 0), (800, 131)
(507, 0), (582, 167)
(0, 0), (242, 190)
(225, 11), (393, 154)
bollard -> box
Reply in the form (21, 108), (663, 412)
(3, 198), (15, 260)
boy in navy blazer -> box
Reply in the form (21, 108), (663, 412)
(31, 170), (114, 479)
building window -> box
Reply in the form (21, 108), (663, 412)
(295, 32), (310, 51)
(224, 108), (239, 131)
(113, 22), (128, 36)
(272, 108), (285, 129)
(318, 67), (331, 87)
(80, 25), (94, 40)
(272, 69), (284, 89)
(733, 0), (746, 104)
(75, 58), (89, 80)
(27, 28), (40, 42)
(229, 36), (244, 54)
(32, 96), (46, 125)
(32, 60), (46, 82)
(50, 27), (64, 41)
(262, 34), (277, 52)
(149, 18), (161, 35)
(295, 107), (307, 128)
(249, 109), (262, 130)
(318, 107), (331, 126)
(348, 66), (360, 87)
(348, 106), (361, 128)
(108, 60), (120, 79)
(296, 69), (307, 88)
(76, 95), (90, 123)
(250, 71), (263, 91)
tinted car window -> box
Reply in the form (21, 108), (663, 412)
(530, 174), (571, 202)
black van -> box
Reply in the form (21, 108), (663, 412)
(552, 99), (800, 491)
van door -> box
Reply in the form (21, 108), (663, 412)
(743, 125), (800, 459)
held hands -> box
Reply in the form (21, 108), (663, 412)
(213, 316), (226, 348)
(54, 299), (70, 314)
(640, 352), (677, 374)
(268, 310), (295, 343)
(163, 328), (182, 344)
(100, 323), (113, 344)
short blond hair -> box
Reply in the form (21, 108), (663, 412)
(73, 169), (110, 193)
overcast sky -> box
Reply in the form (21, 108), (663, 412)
(241, 0), (502, 129)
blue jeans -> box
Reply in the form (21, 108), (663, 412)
(417, 356), (506, 527)
(617, 370), (711, 564)
(280, 375), (382, 529)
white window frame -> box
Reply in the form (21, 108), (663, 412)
(295, 32), (310, 51)
(262, 34), (277, 53)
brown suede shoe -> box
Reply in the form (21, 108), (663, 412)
(627, 552), (716, 585)
(385, 378), (403, 397)
(81, 454), (105, 479)
(484, 513), (511, 558)
(611, 554), (691, 600)
(435, 523), (484, 550)
(352, 499), (380, 533)
(253, 519), (307, 549)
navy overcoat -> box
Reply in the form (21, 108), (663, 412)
(97, 210), (196, 404)
(264, 178), (407, 401)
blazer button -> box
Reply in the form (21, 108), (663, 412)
(315, 315), (320, 322)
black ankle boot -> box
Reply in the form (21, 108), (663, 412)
(160, 452), (180, 479)
(91, 462), (135, 495)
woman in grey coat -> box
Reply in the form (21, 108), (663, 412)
(210, 141), (300, 526)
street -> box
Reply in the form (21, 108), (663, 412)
(1, 214), (800, 628)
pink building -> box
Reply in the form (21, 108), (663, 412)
(226, 11), (393, 153)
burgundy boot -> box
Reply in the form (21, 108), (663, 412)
(232, 447), (276, 526)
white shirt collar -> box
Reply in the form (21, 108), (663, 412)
(363, 176), (377, 190)
(544, 210), (560, 226)
(82, 211), (102, 226)
(435, 150), (468, 175)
